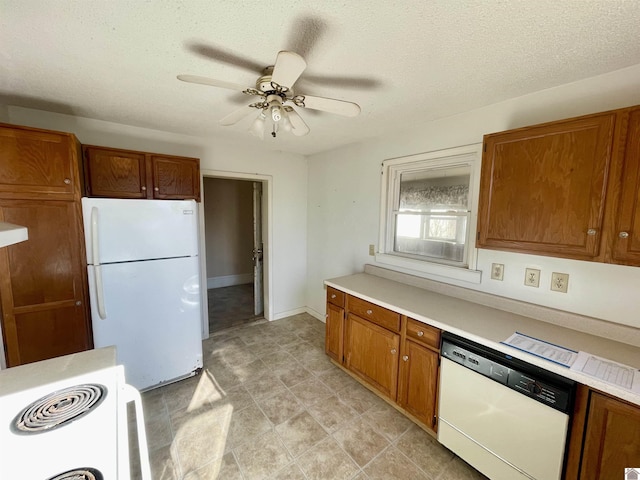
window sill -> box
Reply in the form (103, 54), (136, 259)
(374, 252), (482, 284)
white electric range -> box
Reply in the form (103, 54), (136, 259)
(0, 347), (151, 480)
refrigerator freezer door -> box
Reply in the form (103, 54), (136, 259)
(87, 256), (203, 390)
(82, 198), (198, 264)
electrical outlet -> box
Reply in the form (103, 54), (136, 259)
(524, 268), (540, 288)
(491, 263), (504, 281)
(551, 272), (569, 293)
(369, 244), (375, 256)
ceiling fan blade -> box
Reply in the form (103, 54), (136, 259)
(177, 74), (248, 93)
(285, 108), (310, 136)
(271, 51), (307, 88)
(294, 95), (361, 117)
(220, 106), (257, 126)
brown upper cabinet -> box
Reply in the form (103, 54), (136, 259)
(0, 124), (82, 200)
(477, 104), (640, 266)
(610, 108), (640, 265)
(82, 145), (201, 201)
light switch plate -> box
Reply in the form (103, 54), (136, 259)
(551, 272), (569, 293)
(491, 263), (504, 281)
(524, 268), (540, 287)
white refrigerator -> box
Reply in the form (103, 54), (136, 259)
(81, 198), (203, 391)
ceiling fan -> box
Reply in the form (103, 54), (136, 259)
(177, 50), (361, 139)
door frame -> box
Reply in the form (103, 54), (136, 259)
(198, 169), (273, 339)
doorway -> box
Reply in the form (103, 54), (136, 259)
(202, 176), (266, 334)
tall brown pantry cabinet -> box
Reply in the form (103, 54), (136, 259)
(0, 123), (92, 367)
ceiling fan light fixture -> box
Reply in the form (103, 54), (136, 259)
(249, 110), (267, 140)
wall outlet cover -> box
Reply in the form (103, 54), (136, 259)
(551, 272), (569, 293)
(369, 244), (375, 256)
(491, 263), (504, 281)
(524, 268), (540, 288)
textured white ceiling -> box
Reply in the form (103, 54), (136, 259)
(2, 1), (640, 155)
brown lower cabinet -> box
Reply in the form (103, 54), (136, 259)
(397, 337), (440, 429)
(0, 199), (91, 366)
(325, 286), (640, 469)
(344, 312), (400, 400)
(325, 287), (440, 433)
(566, 385), (640, 479)
(325, 302), (344, 363)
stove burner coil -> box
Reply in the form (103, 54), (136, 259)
(46, 468), (103, 480)
(12, 384), (106, 434)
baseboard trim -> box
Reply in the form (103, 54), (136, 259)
(207, 274), (253, 289)
(305, 307), (325, 322)
(271, 307), (307, 321)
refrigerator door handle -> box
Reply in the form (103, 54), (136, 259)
(90, 206), (100, 265)
(94, 265), (107, 319)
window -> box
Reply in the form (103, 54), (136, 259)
(377, 144), (482, 283)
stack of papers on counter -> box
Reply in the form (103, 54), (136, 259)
(503, 332), (640, 394)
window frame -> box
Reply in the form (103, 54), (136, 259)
(376, 144), (483, 284)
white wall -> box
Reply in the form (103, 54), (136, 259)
(306, 63), (640, 330)
(4, 106), (308, 321)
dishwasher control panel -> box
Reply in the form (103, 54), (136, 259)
(441, 333), (574, 413)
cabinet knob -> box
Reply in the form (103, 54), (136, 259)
(366, 309), (373, 315)
(331, 294), (336, 299)
(63, 178), (71, 185)
(587, 229), (597, 236)
(619, 231), (630, 238)
(417, 331), (424, 337)
(75, 300), (82, 306)
(141, 186), (147, 191)
(154, 187), (159, 191)
(390, 348), (397, 354)
(402, 355), (409, 362)
(325, 314), (328, 318)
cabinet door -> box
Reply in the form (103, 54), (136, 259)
(398, 339), (439, 430)
(325, 302), (344, 363)
(612, 108), (640, 265)
(0, 124), (78, 199)
(580, 392), (640, 479)
(150, 155), (200, 201)
(478, 113), (615, 260)
(344, 313), (400, 400)
(0, 200), (91, 366)
(83, 146), (148, 199)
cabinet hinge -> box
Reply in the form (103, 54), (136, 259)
(483, 143), (487, 152)
(432, 415), (437, 427)
(477, 231), (480, 241)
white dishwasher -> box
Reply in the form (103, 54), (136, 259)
(438, 332), (575, 480)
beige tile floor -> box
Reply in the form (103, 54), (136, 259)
(136, 313), (487, 480)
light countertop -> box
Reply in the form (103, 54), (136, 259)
(326, 273), (640, 406)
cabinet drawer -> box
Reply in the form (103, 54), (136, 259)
(406, 318), (440, 350)
(327, 287), (345, 307)
(347, 295), (400, 332)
